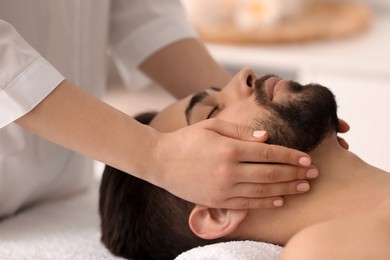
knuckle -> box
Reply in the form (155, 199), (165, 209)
(265, 168), (279, 182)
(215, 163), (233, 181)
(240, 199), (250, 209)
(287, 148), (296, 164)
(256, 184), (267, 196)
(288, 168), (299, 180)
(262, 147), (275, 161)
(235, 125), (246, 139)
(260, 199), (266, 209)
(219, 144), (238, 161)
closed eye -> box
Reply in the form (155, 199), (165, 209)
(206, 106), (219, 119)
(186, 87), (221, 124)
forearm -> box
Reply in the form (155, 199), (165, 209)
(140, 38), (231, 98)
(15, 80), (158, 180)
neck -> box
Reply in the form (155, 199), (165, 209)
(308, 134), (390, 215)
(239, 134), (390, 245)
(310, 134), (368, 183)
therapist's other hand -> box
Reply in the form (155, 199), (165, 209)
(151, 119), (315, 210)
(337, 119), (350, 150)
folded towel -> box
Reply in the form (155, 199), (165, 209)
(175, 240), (283, 260)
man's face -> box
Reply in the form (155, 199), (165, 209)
(148, 67), (338, 244)
(151, 67), (338, 152)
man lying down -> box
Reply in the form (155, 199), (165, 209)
(99, 68), (390, 260)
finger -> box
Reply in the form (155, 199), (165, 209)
(233, 141), (312, 167)
(338, 136), (349, 150)
(222, 196), (285, 209)
(232, 180), (311, 198)
(338, 119), (350, 133)
(200, 118), (269, 142)
(235, 163), (319, 183)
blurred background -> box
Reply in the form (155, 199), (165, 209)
(103, 0), (390, 171)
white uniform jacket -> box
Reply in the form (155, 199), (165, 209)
(0, 0), (195, 217)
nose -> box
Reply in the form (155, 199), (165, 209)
(238, 67), (256, 96)
(220, 67), (257, 106)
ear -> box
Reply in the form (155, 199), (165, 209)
(189, 206), (248, 240)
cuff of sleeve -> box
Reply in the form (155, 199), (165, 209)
(111, 16), (197, 88)
(0, 57), (65, 128)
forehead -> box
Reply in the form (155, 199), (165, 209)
(149, 95), (191, 132)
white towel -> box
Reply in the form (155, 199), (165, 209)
(175, 240), (283, 260)
(0, 182), (120, 260)
(0, 179), (282, 260)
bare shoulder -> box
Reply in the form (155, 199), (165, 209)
(377, 195), (390, 213)
(280, 204), (390, 260)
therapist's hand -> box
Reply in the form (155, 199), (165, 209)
(150, 119), (316, 210)
(337, 119), (350, 150)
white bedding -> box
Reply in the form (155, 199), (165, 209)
(0, 182), (119, 260)
(0, 181), (282, 260)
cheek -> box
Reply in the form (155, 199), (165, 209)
(215, 103), (257, 127)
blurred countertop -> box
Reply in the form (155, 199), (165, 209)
(206, 11), (390, 78)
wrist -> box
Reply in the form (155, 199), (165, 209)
(134, 125), (166, 187)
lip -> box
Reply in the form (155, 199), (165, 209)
(264, 76), (281, 100)
(273, 79), (290, 100)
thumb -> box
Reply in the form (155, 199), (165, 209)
(200, 118), (268, 142)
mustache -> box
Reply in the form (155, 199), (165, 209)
(254, 74), (304, 97)
(254, 74), (277, 104)
(254, 74), (277, 93)
(254, 74), (275, 106)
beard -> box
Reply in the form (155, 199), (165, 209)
(253, 75), (339, 153)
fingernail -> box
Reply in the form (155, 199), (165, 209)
(273, 199), (284, 207)
(298, 157), (311, 166)
(253, 130), (266, 139)
(306, 168), (319, 179)
(297, 183), (310, 192)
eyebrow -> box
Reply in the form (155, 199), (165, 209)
(184, 87), (222, 125)
(185, 90), (209, 125)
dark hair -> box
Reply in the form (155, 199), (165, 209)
(99, 112), (227, 260)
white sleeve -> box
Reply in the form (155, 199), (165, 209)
(109, 0), (197, 87)
(0, 20), (65, 128)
